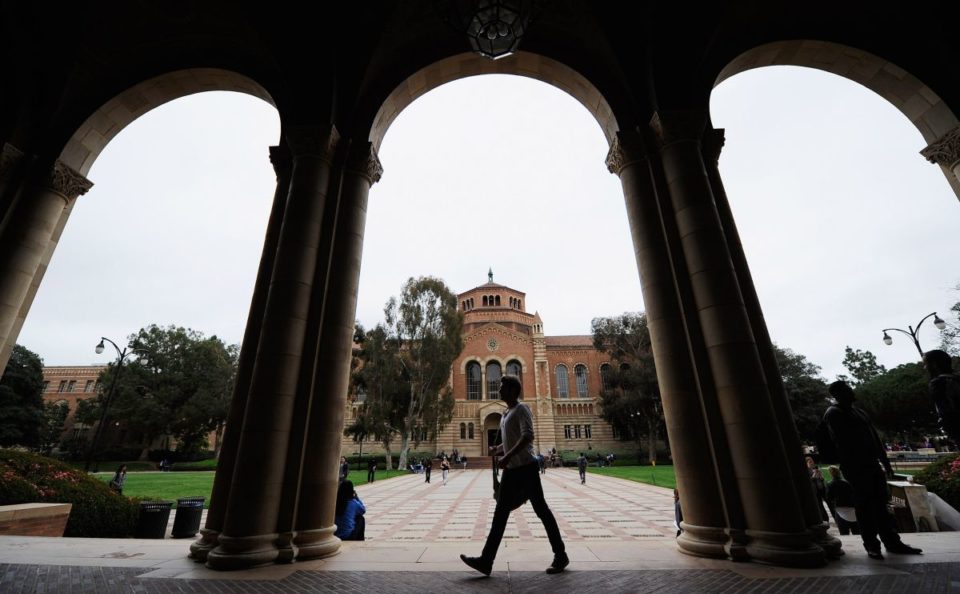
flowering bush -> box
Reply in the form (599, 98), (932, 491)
(0, 449), (138, 537)
(913, 453), (960, 512)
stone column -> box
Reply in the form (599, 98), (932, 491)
(701, 128), (842, 559)
(0, 143), (26, 224)
(651, 110), (824, 567)
(295, 140), (381, 560)
(0, 160), (92, 373)
(206, 126), (339, 571)
(606, 130), (728, 559)
(921, 125), (960, 191)
(191, 145), (292, 562)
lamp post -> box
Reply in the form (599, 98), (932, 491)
(882, 312), (947, 358)
(84, 337), (142, 472)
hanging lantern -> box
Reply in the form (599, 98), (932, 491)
(439, 0), (541, 60)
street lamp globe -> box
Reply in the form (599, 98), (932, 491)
(882, 332), (893, 346)
(934, 315), (947, 330)
(95, 339), (105, 354)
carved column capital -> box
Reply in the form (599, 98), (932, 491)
(920, 125), (960, 169)
(0, 143), (25, 178)
(649, 110), (709, 147)
(345, 142), (383, 185)
(604, 131), (648, 176)
(41, 161), (93, 200)
(286, 125), (341, 163)
(268, 145), (292, 180)
(701, 128), (725, 164)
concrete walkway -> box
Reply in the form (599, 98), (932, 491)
(2, 469), (959, 592)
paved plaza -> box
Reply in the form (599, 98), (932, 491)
(1, 469), (959, 592)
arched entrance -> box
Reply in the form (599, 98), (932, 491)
(482, 412), (503, 454)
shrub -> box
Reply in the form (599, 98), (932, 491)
(0, 449), (139, 537)
(913, 453), (960, 512)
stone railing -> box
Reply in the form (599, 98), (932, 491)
(0, 503), (72, 537)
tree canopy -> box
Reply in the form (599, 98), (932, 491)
(772, 344), (829, 442)
(856, 362), (939, 442)
(0, 344), (45, 448)
(352, 277), (463, 469)
(76, 325), (238, 459)
(839, 346), (887, 386)
(591, 312), (662, 462)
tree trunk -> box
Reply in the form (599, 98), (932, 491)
(382, 439), (393, 470)
(213, 423), (224, 459)
(397, 431), (411, 471)
(647, 418), (658, 464)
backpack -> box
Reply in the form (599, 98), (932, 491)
(814, 412), (840, 465)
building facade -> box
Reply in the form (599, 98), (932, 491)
(343, 273), (624, 459)
(40, 365), (104, 442)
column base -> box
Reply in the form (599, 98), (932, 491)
(677, 523), (728, 559)
(724, 528), (750, 561)
(206, 532), (279, 571)
(188, 528), (219, 562)
(809, 521), (844, 559)
(276, 531), (299, 564)
(294, 526), (341, 561)
(745, 529), (827, 568)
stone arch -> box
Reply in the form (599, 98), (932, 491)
(369, 52), (619, 153)
(714, 40), (960, 197)
(58, 68), (277, 176)
(459, 355), (484, 373)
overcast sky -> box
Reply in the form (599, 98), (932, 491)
(18, 66), (960, 379)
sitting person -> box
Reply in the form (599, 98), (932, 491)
(334, 480), (366, 541)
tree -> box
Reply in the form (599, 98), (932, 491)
(383, 277), (463, 470)
(839, 346), (886, 386)
(0, 344), (45, 448)
(351, 325), (405, 470)
(39, 400), (70, 454)
(591, 312), (662, 463)
(856, 362), (939, 442)
(78, 325), (238, 460)
(940, 283), (960, 356)
(772, 344), (830, 442)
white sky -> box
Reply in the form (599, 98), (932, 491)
(18, 66), (960, 380)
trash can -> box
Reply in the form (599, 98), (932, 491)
(171, 496), (205, 538)
(135, 501), (173, 539)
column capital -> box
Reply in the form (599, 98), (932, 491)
(268, 145), (292, 180)
(701, 128), (726, 164)
(604, 131), (648, 176)
(920, 125), (960, 168)
(286, 125), (340, 163)
(345, 141), (383, 185)
(41, 161), (93, 200)
(0, 143), (25, 177)
(650, 110), (709, 147)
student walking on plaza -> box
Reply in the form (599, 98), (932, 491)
(367, 458), (377, 483)
(441, 456), (451, 485)
(461, 375), (568, 576)
(424, 458), (432, 483)
(577, 452), (587, 484)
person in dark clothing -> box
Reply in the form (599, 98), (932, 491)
(924, 349), (960, 443)
(424, 458), (432, 483)
(823, 380), (921, 560)
(461, 375), (568, 576)
(577, 452), (588, 484)
(338, 456), (349, 484)
(825, 466), (859, 535)
(806, 455), (829, 521)
(367, 458), (377, 483)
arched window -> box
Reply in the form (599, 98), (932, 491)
(517, 299), (521, 309)
(600, 363), (612, 393)
(575, 364), (588, 398)
(460, 423), (466, 439)
(468, 423), (475, 439)
(495, 295), (501, 306)
(483, 295), (488, 306)
(466, 362), (481, 400)
(506, 360), (522, 399)
(486, 361), (502, 399)
(556, 364), (569, 399)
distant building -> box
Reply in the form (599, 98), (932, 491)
(343, 272), (630, 459)
(40, 365), (105, 443)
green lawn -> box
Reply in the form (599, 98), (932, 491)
(586, 464), (677, 490)
(93, 469), (408, 507)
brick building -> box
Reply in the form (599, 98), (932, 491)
(343, 273), (625, 459)
(40, 365), (104, 442)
